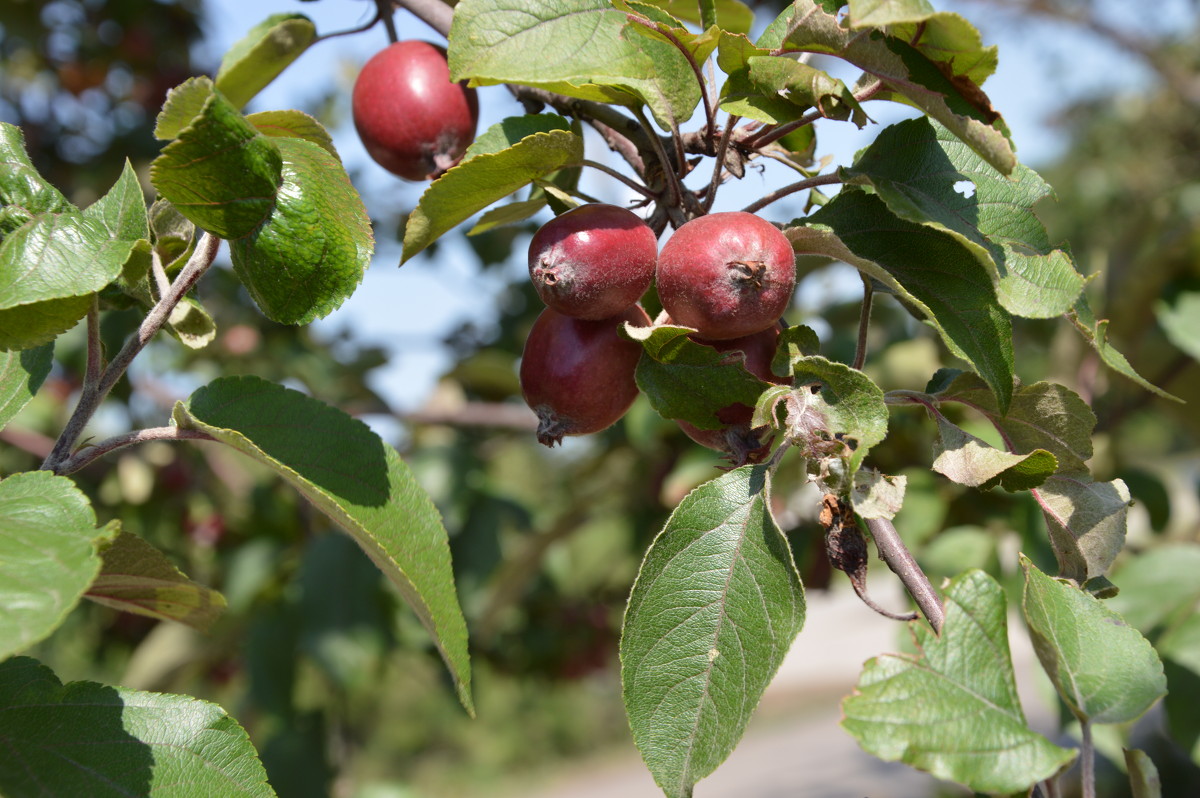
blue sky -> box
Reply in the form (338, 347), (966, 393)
(196, 0), (1189, 414)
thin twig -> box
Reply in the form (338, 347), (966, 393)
(863, 516), (945, 634)
(580, 159), (656, 199)
(1080, 720), (1096, 798)
(703, 114), (740, 213)
(313, 6), (383, 44)
(741, 172), (843, 215)
(853, 271), (873, 370)
(54, 427), (217, 476)
(624, 14), (716, 139)
(83, 297), (103, 393)
(377, 0), (399, 43)
(394, 0), (453, 36)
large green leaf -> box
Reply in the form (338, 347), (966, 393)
(150, 77), (283, 239)
(402, 127), (583, 263)
(0, 342), (52, 430)
(846, 0), (999, 83)
(448, 0), (700, 130)
(1021, 557), (1166, 724)
(227, 137), (372, 325)
(773, 0), (1013, 173)
(845, 118), (1085, 318)
(792, 189), (1014, 412)
(0, 657), (275, 797)
(626, 323), (775, 430)
(0, 471), (118, 660)
(719, 53), (866, 127)
(930, 410), (1057, 491)
(0, 211), (135, 350)
(621, 465), (805, 798)
(85, 531), (227, 632)
(842, 569), (1075, 793)
(172, 376), (472, 714)
(215, 14), (316, 110)
(0, 122), (72, 223)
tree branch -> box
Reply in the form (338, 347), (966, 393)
(54, 427), (217, 476)
(864, 516), (945, 633)
(741, 172), (843, 214)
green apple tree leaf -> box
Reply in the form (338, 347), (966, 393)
(1021, 557), (1166, 724)
(0, 122), (72, 226)
(148, 198), (196, 272)
(215, 14), (316, 110)
(247, 109), (340, 161)
(1156, 290), (1200, 360)
(1033, 475), (1131, 583)
(1106, 544), (1200, 636)
(1068, 294), (1180, 401)
(930, 411), (1057, 491)
(621, 465), (805, 798)
(0, 210), (134, 350)
(228, 137), (371, 325)
(462, 114), (573, 160)
(643, 0), (754, 34)
(851, 467), (906, 519)
(846, 0), (1000, 84)
(0, 342), (53, 430)
(82, 159), (149, 244)
(624, 323), (776, 430)
(85, 531), (227, 632)
(402, 128), (583, 263)
(844, 118), (1085, 318)
(172, 376), (473, 714)
(719, 55), (866, 127)
(790, 189), (1014, 413)
(0, 471), (119, 660)
(1124, 749), (1163, 798)
(150, 77), (283, 240)
(784, 355), (888, 473)
(842, 569), (1076, 793)
(448, 0), (700, 130)
(0, 657), (275, 797)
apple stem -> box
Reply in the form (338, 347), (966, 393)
(853, 271), (874, 371)
(377, 0), (399, 44)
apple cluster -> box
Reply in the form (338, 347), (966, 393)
(519, 205), (797, 460)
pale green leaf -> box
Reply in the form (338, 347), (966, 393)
(0, 657), (275, 797)
(167, 296), (218, 349)
(148, 198), (196, 271)
(1021, 557), (1166, 724)
(462, 114), (573, 161)
(625, 323), (775, 430)
(402, 128), (583, 263)
(1155, 291), (1200, 361)
(150, 77), (283, 239)
(642, 0), (754, 34)
(845, 118), (1085, 318)
(0, 212), (133, 308)
(931, 411), (1057, 491)
(1124, 749), (1162, 798)
(792, 190), (1015, 413)
(1106, 544), (1200, 636)
(0, 471), (119, 660)
(228, 137), (372, 325)
(842, 569), (1076, 793)
(172, 376), (473, 714)
(1069, 294), (1181, 401)
(0, 295), (92, 352)
(1033, 475), (1131, 583)
(0, 122), (72, 221)
(216, 14), (316, 110)
(247, 109), (340, 161)
(851, 467), (906, 519)
(621, 465), (805, 797)
(0, 343), (53, 430)
(467, 198), (548, 235)
(86, 531), (227, 632)
(448, 0), (700, 130)
(847, 1), (998, 84)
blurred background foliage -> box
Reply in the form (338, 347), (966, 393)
(1, 1), (1198, 796)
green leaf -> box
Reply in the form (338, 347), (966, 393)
(172, 376), (473, 714)
(0, 122), (72, 221)
(769, 323), (821, 377)
(148, 198), (196, 271)
(0, 342), (53, 430)
(719, 56), (866, 127)
(930, 411), (1057, 491)
(166, 296), (218, 349)
(150, 77), (283, 240)
(791, 191), (1015, 413)
(85, 531), (227, 632)
(1124, 749), (1163, 798)
(778, 0), (1013, 173)
(0, 471), (119, 660)
(228, 137), (371, 325)
(0, 657), (276, 797)
(621, 465), (805, 797)
(844, 118), (1085, 318)
(1021, 557), (1166, 724)
(785, 355), (888, 472)
(851, 467), (906, 519)
(467, 197), (548, 235)
(620, 2), (722, 65)
(402, 128), (583, 263)
(0, 211), (136, 349)
(1033, 475), (1131, 583)
(215, 14), (316, 110)
(625, 323), (774, 430)
(642, 0), (754, 34)
(1155, 290), (1200, 361)
(462, 114), (573, 161)
(1106, 544), (1200, 636)
(846, 0), (999, 84)
(1069, 294), (1181, 401)
(83, 159), (149, 244)
(247, 109), (340, 161)
(842, 569), (1075, 794)
(448, 0), (700, 130)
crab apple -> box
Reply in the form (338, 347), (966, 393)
(676, 324), (787, 463)
(520, 305), (651, 447)
(528, 204), (657, 320)
(352, 41), (479, 181)
(656, 211), (796, 340)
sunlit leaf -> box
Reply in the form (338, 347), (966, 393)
(621, 465), (804, 797)
(843, 569), (1075, 793)
(247, 109), (340, 161)
(173, 376), (473, 714)
(0, 342), (53, 430)
(931, 411), (1057, 491)
(215, 14), (316, 110)
(1068, 295), (1181, 401)
(0, 122), (72, 222)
